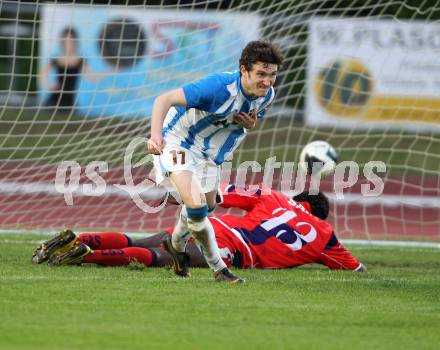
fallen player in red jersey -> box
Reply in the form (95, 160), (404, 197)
(32, 185), (365, 273)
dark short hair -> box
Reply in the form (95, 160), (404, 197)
(293, 191), (330, 220)
(239, 40), (284, 72)
(60, 27), (79, 40)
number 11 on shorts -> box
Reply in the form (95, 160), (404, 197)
(170, 150), (186, 165)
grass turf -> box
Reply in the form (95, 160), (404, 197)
(1, 234), (439, 350)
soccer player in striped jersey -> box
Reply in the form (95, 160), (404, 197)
(34, 186), (364, 272)
(147, 40), (284, 283)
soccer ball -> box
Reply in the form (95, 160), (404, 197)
(299, 141), (338, 176)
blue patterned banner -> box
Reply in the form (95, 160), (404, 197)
(40, 5), (261, 118)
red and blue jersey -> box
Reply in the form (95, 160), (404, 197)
(212, 184), (355, 269)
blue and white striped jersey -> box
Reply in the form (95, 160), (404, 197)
(162, 71), (275, 165)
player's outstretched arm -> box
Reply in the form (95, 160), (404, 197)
(148, 88), (187, 155)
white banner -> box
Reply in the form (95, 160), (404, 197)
(307, 17), (440, 130)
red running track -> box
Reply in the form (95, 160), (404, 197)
(0, 163), (439, 240)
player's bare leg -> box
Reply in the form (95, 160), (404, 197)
(169, 171), (244, 283)
(169, 170), (223, 271)
(170, 206), (190, 253)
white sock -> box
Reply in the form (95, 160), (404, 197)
(187, 217), (227, 272)
(171, 206), (190, 253)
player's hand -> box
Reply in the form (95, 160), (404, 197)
(147, 135), (166, 155)
(233, 111), (257, 129)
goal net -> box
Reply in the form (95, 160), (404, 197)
(0, 0), (439, 241)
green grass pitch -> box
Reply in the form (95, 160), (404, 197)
(1, 234), (439, 350)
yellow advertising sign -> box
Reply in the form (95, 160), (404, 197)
(314, 59), (440, 123)
(308, 17), (440, 129)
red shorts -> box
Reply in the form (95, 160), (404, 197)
(210, 218), (255, 269)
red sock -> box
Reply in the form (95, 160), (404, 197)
(83, 247), (155, 267)
(78, 232), (130, 250)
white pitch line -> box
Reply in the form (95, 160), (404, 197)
(341, 239), (440, 248)
(326, 193), (440, 208)
(0, 229), (153, 238)
(0, 180), (166, 199)
(0, 229), (438, 248)
(0, 180), (439, 207)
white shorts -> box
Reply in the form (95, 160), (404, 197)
(153, 142), (220, 193)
